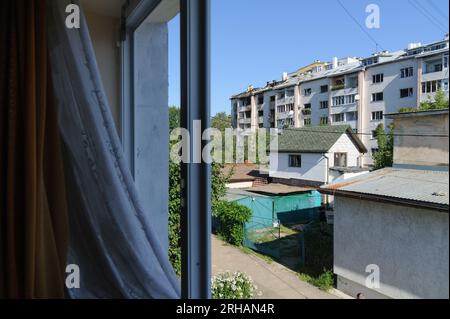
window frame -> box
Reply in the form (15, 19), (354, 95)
(371, 111), (384, 121)
(288, 155), (302, 168)
(257, 95), (264, 105)
(320, 116), (329, 125)
(400, 88), (414, 98)
(371, 92), (384, 102)
(320, 85), (329, 93)
(320, 100), (329, 109)
(400, 67), (414, 78)
(372, 73), (384, 84)
(303, 118), (312, 126)
(334, 152), (348, 167)
(332, 113), (345, 123)
(121, 0), (212, 299)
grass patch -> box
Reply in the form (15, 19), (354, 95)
(239, 246), (274, 264)
(298, 269), (334, 291)
(297, 221), (335, 291)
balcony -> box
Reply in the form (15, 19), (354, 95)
(422, 70), (447, 83)
(285, 95), (295, 104)
(277, 112), (293, 120)
(276, 97), (285, 105)
(423, 62), (443, 74)
(239, 105), (251, 112)
(329, 104), (358, 114)
(331, 76), (358, 92)
(302, 109), (311, 116)
(331, 86), (358, 95)
(239, 118), (251, 124)
(276, 95), (295, 106)
(331, 83), (345, 91)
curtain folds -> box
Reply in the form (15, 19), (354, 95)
(0, 0), (69, 299)
(46, 0), (180, 298)
(1, 0), (180, 299)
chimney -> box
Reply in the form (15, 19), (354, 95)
(282, 72), (288, 81)
(332, 57), (338, 69)
(407, 42), (422, 50)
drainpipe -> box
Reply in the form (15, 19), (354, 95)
(323, 155), (330, 207)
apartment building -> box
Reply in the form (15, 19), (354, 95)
(231, 35), (449, 166)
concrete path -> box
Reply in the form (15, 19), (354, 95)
(212, 236), (339, 299)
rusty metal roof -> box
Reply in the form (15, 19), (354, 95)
(223, 164), (269, 183)
(321, 168), (449, 211)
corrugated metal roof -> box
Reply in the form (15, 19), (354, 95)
(247, 183), (314, 196)
(225, 189), (269, 202)
(321, 168), (449, 208)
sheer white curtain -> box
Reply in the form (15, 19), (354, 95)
(46, 0), (180, 299)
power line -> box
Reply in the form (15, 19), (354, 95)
(335, 0), (383, 52)
(408, 0), (448, 33)
(276, 127), (449, 138)
(334, 0), (426, 73)
(288, 1), (449, 139)
(412, 0), (448, 30)
(425, 0), (449, 26)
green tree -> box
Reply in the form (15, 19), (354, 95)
(372, 123), (394, 170)
(433, 89), (450, 109)
(211, 112), (232, 132)
(169, 106), (180, 131)
(168, 107), (232, 275)
(399, 89), (449, 113)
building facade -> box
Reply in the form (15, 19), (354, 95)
(320, 110), (449, 299)
(269, 125), (367, 187)
(231, 35), (450, 166)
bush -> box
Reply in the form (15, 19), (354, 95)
(299, 269), (334, 291)
(212, 272), (257, 299)
(214, 201), (252, 246)
(168, 161), (182, 276)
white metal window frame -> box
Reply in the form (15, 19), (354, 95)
(120, 0), (212, 299)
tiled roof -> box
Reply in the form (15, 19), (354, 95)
(276, 125), (366, 153)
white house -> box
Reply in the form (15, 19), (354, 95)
(269, 125), (368, 187)
(320, 109), (449, 299)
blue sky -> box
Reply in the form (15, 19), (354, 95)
(168, 0), (449, 115)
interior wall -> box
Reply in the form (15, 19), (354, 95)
(83, 6), (122, 134)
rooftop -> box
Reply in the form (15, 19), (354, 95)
(320, 167), (449, 212)
(231, 36), (449, 99)
(385, 108), (449, 119)
(223, 164), (269, 183)
(247, 183), (314, 196)
(276, 125), (367, 154)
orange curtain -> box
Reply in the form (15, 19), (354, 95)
(0, 0), (69, 299)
